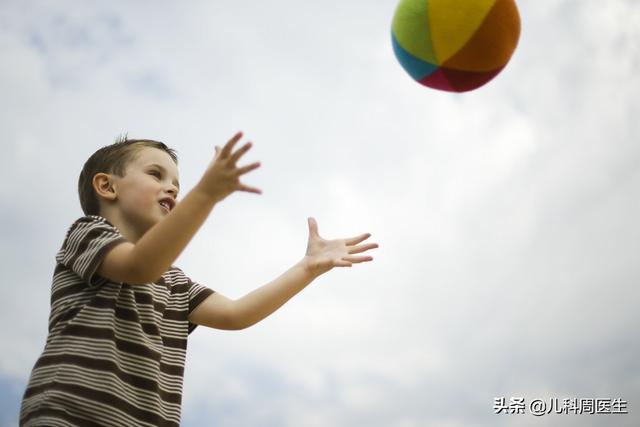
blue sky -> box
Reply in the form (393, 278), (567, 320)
(1, 0), (639, 426)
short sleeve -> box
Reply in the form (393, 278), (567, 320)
(166, 266), (215, 334)
(187, 279), (214, 333)
(55, 215), (127, 286)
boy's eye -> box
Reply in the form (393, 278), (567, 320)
(149, 170), (161, 178)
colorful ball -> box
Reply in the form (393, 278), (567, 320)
(391, 0), (521, 92)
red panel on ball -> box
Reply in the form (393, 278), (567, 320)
(420, 66), (504, 92)
(418, 68), (455, 91)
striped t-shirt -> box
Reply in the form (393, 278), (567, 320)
(20, 215), (214, 427)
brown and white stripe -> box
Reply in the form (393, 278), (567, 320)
(21, 216), (214, 426)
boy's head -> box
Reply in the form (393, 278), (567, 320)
(78, 136), (179, 217)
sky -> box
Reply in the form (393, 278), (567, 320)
(1, 0), (639, 426)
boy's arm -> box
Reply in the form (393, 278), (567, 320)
(189, 260), (315, 330)
(189, 218), (378, 330)
(98, 132), (261, 285)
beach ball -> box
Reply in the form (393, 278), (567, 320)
(391, 0), (521, 92)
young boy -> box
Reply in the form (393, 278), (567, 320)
(20, 132), (378, 426)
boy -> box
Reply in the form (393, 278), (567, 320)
(20, 131), (378, 426)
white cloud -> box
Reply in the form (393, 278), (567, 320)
(1, 0), (639, 426)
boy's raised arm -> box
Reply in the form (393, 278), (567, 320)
(98, 132), (261, 285)
(189, 218), (378, 330)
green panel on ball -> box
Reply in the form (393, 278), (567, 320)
(392, 0), (437, 65)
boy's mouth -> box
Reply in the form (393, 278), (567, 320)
(159, 197), (175, 213)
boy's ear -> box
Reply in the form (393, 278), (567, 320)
(92, 173), (117, 202)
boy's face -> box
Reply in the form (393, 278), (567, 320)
(107, 146), (180, 236)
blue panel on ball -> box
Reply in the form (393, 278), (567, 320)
(392, 32), (439, 81)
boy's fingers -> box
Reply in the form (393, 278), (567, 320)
(345, 233), (372, 246)
(238, 184), (262, 194)
(334, 260), (353, 267)
(308, 217), (320, 238)
(221, 131), (243, 158)
(230, 142), (253, 164)
(234, 162), (261, 176)
(342, 255), (373, 263)
(348, 243), (379, 254)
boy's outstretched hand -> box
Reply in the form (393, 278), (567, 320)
(303, 217), (378, 277)
(196, 131), (262, 203)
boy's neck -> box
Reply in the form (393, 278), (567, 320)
(99, 209), (145, 243)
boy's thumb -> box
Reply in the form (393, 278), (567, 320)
(308, 217), (319, 236)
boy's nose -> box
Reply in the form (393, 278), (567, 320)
(166, 185), (178, 198)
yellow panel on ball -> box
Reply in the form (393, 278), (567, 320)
(443, 0), (521, 72)
(428, 0), (497, 64)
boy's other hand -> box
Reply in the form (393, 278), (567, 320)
(196, 131), (262, 203)
(303, 217), (378, 277)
